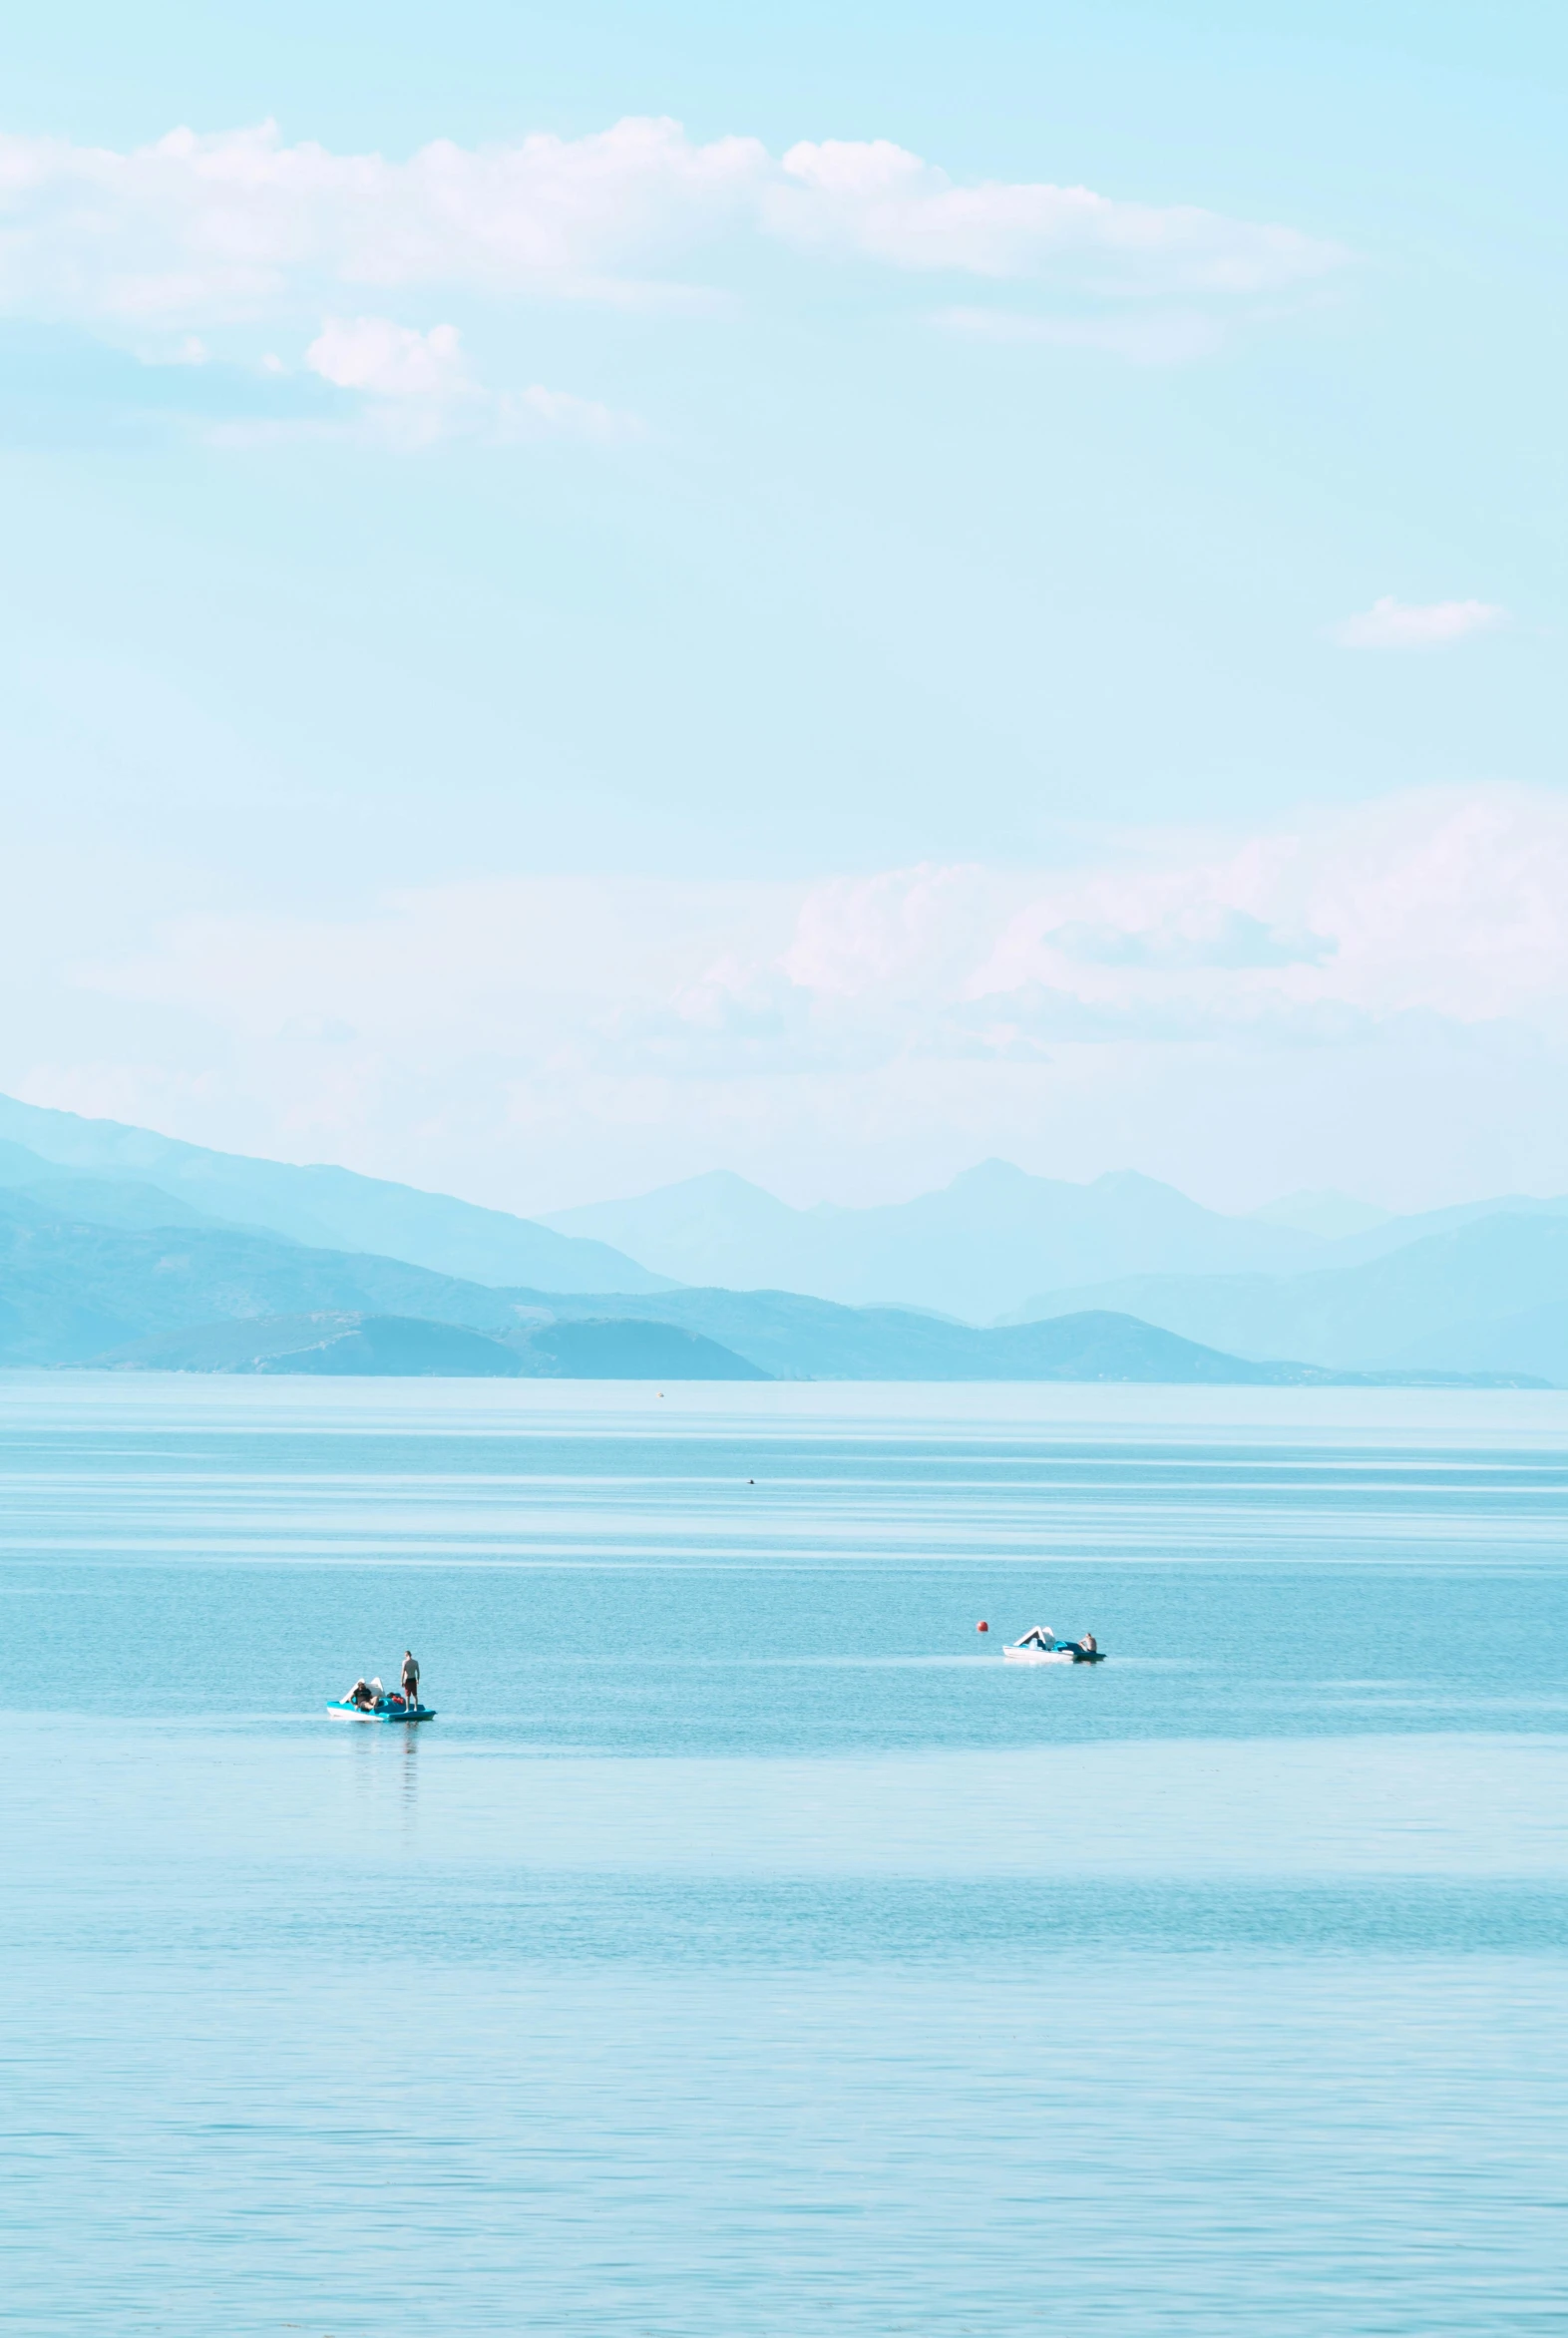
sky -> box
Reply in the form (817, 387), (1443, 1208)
(2, 0), (1565, 1215)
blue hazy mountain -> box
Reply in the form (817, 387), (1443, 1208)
(102, 1313), (538, 1376)
(517, 1287), (1520, 1385)
(1393, 1301), (1568, 1383)
(0, 1138), (262, 1235)
(541, 1161), (1331, 1322)
(0, 1101), (1558, 1378)
(101, 1313), (769, 1380)
(1008, 1212), (1568, 1378)
(0, 1184), (606, 1363)
(544, 1157), (1568, 1338)
(0, 1098), (667, 1294)
(1247, 1189), (1393, 1241)
(0, 1187), (1520, 1383)
(96, 1303), (1439, 1386)
(1308, 1191), (1568, 1269)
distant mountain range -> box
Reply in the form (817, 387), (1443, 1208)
(0, 1091), (1561, 1382)
(0, 1097), (666, 1294)
(1248, 1188), (1392, 1241)
(99, 1300), (1512, 1388)
(102, 1312), (773, 1381)
(1011, 1211), (1568, 1382)
(0, 1172), (1528, 1386)
(541, 1159), (1568, 1326)
(542, 1162), (1332, 1320)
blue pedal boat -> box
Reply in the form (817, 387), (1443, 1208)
(328, 1696), (436, 1724)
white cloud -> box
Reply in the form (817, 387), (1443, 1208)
(306, 314), (468, 398)
(1332, 596), (1509, 649)
(23, 785), (1568, 1209)
(495, 383), (639, 443)
(771, 140), (1340, 295)
(0, 118), (767, 320)
(1043, 907), (1335, 972)
(0, 117), (1342, 333)
(936, 304), (1225, 364)
(283, 313), (639, 449)
(135, 332), (209, 366)
(780, 863), (1010, 1000)
(69, 783), (1568, 1069)
(963, 787), (1568, 1032)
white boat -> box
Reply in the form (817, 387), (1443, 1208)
(1002, 1629), (1103, 1666)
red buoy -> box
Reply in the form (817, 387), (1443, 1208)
(977, 1620), (988, 1633)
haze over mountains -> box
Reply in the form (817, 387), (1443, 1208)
(543, 1163), (1334, 1321)
(0, 1090), (1564, 1382)
(1014, 1214), (1568, 1383)
(2, 1096), (1329, 1380)
(542, 1161), (1568, 1323)
(543, 1159), (1568, 1382)
(0, 1094), (667, 1295)
(0, 1164), (1412, 1386)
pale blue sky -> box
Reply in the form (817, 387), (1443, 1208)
(2, 3), (1564, 1212)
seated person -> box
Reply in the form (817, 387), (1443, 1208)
(349, 1679), (375, 1708)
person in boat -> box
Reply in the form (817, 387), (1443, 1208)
(1014, 1626), (1055, 1651)
(348, 1678), (375, 1709)
(1078, 1633), (1097, 1655)
(401, 1650), (421, 1710)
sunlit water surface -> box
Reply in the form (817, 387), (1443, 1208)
(4, 1374), (1566, 2334)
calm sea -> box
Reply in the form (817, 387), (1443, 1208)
(4, 1373), (1566, 2335)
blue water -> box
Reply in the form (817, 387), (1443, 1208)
(5, 1374), (1566, 2334)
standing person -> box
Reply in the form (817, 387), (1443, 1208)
(401, 1649), (420, 1711)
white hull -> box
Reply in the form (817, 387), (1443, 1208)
(1002, 1646), (1077, 1665)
